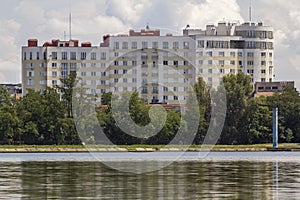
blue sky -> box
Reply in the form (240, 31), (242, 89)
(0, 0), (299, 90)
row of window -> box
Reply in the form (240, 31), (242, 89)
(198, 60), (272, 66)
(112, 41), (190, 50)
(197, 51), (273, 57)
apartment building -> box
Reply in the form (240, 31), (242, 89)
(184, 21), (274, 87)
(22, 21), (274, 104)
(22, 27), (195, 104)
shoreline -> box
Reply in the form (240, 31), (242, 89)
(0, 147), (298, 153)
(0, 144), (298, 153)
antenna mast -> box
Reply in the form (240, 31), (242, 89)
(249, 0), (252, 22)
(69, 13), (72, 40)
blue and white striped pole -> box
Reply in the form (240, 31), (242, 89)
(272, 107), (278, 148)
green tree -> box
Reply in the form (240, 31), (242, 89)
(56, 71), (77, 117)
(220, 73), (253, 144)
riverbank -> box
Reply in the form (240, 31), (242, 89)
(0, 144), (299, 152)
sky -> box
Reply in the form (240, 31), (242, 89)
(0, 0), (300, 90)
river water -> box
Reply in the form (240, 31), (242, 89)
(0, 152), (300, 199)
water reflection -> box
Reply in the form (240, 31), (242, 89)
(0, 156), (299, 199)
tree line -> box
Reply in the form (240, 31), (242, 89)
(0, 72), (299, 145)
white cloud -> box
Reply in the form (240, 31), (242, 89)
(0, 0), (299, 90)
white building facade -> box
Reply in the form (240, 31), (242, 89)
(22, 21), (274, 104)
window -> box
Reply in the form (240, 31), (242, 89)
(198, 68), (203, 74)
(123, 61), (127, 66)
(152, 42), (158, 49)
(183, 69), (188, 74)
(114, 78), (118, 83)
(101, 72), (106, 76)
(261, 70), (266, 74)
(163, 42), (168, 49)
(261, 78), (266, 82)
(183, 61), (188, 66)
(261, 61), (266, 66)
(81, 63), (86, 68)
(123, 69), (127, 74)
(208, 69), (213, 74)
(52, 63), (57, 68)
(91, 72), (96, 76)
(132, 78), (137, 83)
(198, 60), (203, 65)
(29, 52), (32, 60)
(123, 78), (127, 83)
(62, 52), (68, 60)
(101, 80), (106, 85)
(219, 69), (225, 74)
(163, 60), (168, 65)
(174, 96), (178, 100)
(247, 61), (254, 66)
(40, 72), (46, 77)
(114, 52), (119, 57)
(238, 52), (243, 57)
(81, 72), (86, 76)
(163, 87), (168, 92)
(70, 63), (76, 71)
(91, 63), (96, 68)
(173, 60), (178, 66)
(114, 61), (119, 66)
(247, 69), (254, 74)
(197, 51), (203, 56)
(91, 52), (96, 60)
(197, 40), (204, 48)
(114, 69), (118, 74)
(183, 42), (189, 49)
(62, 63), (68, 70)
(230, 60), (235, 65)
(208, 60), (213, 65)
(100, 52), (106, 60)
(219, 60), (225, 66)
(230, 52), (236, 57)
(261, 52), (266, 57)
(208, 77), (212, 82)
(173, 42), (179, 49)
(163, 96), (168, 101)
(132, 69), (137, 74)
(219, 52), (225, 57)
(206, 51), (212, 56)
(27, 71), (34, 77)
(113, 42), (119, 49)
(51, 80), (57, 85)
(52, 71), (57, 77)
(247, 52), (254, 57)
(230, 69), (235, 74)
(24, 52), (27, 60)
(70, 52), (76, 60)
(142, 41), (148, 49)
(269, 52), (273, 57)
(122, 42), (128, 49)
(80, 52), (86, 60)
(132, 41), (137, 49)
(52, 52), (57, 60)
(37, 52), (39, 60)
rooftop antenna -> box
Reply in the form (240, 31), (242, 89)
(249, 0), (252, 22)
(69, 12), (72, 40)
